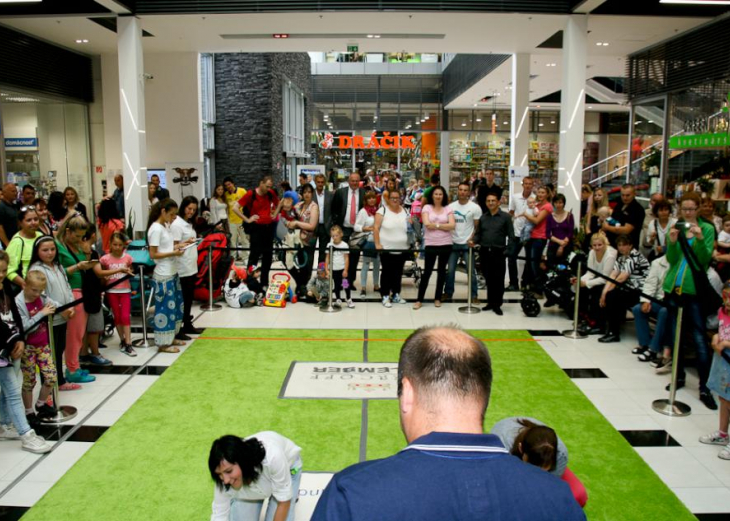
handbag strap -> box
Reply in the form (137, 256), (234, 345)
(677, 231), (703, 278)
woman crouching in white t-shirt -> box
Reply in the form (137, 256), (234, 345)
(209, 432), (303, 521)
(147, 199), (194, 353)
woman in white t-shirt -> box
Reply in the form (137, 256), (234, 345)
(171, 196), (203, 339)
(147, 199), (192, 352)
(373, 191), (410, 308)
(209, 431), (303, 521)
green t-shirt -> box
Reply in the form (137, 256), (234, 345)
(56, 240), (84, 290)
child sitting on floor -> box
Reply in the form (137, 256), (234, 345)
(223, 266), (256, 308)
(15, 271), (72, 423)
(307, 263), (329, 304)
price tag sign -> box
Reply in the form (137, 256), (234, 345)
(508, 166), (529, 181)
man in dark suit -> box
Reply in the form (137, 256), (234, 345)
(314, 173), (334, 264)
(331, 172), (365, 289)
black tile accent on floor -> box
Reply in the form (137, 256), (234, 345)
(0, 506), (29, 520)
(563, 368), (608, 378)
(528, 330), (563, 336)
(619, 430), (681, 448)
(84, 365), (167, 375)
(33, 425), (109, 443)
(695, 514), (730, 520)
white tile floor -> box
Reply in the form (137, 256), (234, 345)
(1, 270), (728, 517)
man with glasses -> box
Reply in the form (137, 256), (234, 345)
(602, 184), (644, 248)
(506, 176), (534, 291)
(0, 183), (19, 248)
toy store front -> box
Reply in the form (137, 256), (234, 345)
(1, 89), (93, 211)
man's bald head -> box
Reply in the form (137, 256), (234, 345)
(398, 326), (492, 418)
(2, 183), (17, 203)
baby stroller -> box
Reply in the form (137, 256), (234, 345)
(543, 263), (574, 318)
(194, 232), (234, 303)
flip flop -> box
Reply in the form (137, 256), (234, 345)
(59, 382), (82, 391)
(158, 346), (180, 354)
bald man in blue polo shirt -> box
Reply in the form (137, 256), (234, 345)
(311, 326), (585, 521)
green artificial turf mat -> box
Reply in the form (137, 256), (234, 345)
(21, 328), (696, 521)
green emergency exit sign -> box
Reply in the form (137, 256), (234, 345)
(347, 45), (358, 53)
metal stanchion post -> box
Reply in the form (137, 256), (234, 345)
(132, 265), (153, 348)
(201, 244), (222, 312)
(459, 246), (481, 314)
(320, 243), (341, 314)
(39, 313), (77, 424)
(562, 261), (587, 339)
(653, 306), (691, 417)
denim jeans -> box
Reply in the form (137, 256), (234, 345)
(507, 238), (525, 288)
(360, 245), (380, 290)
(238, 291), (255, 307)
(524, 238), (547, 290)
(666, 293), (711, 391)
(0, 359), (31, 435)
(444, 243), (478, 298)
(631, 301), (672, 353)
(228, 466), (302, 521)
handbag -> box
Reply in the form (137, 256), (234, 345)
(348, 233), (367, 250)
(677, 231), (723, 317)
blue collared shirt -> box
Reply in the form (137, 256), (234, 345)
(311, 431), (585, 521)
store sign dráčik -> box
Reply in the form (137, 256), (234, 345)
(319, 132), (415, 150)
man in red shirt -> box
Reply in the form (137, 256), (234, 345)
(234, 176), (279, 286)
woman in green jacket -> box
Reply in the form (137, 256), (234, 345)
(662, 192), (716, 410)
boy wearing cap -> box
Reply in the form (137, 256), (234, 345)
(223, 266), (256, 308)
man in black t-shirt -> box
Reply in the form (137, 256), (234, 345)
(476, 170), (503, 212)
(0, 183), (19, 248)
(602, 184), (645, 248)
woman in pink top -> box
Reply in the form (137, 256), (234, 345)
(523, 186), (553, 292)
(414, 186), (455, 310)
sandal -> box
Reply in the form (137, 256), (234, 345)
(172, 339), (186, 346)
(631, 346), (648, 355)
(413, 302), (422, 310)
(59, 382), (82, 391)
(638, 350), (658, 363)
(158, 345), (180, 353)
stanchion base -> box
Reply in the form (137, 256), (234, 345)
(132, 337), (153, 348)
(562, 329), (587, 339)
(201, 304), (222, 312)
(319, 304), (342, 314)
(458, 305), (481, 314)
(652, 399), (691, 417)
(39, 405), (77, 424)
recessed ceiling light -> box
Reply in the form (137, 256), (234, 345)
(546, 63), (556, 67)
(550, 120), (556, 124)
(75, 39), (89, 44)
(503, 121), (509, 125)
(424, 115), (429, 120)
(461, 122), (467, 127)
(374, 35), (381, 38)
(596, 42), (609, 46)
(476, 118), (482, 122)
(539, 123), (544, 127)
(473, 103), (478, 107)
(367, 34), (374, 38)
(634, 121), (642, 125)
(588, 106), (593, 109)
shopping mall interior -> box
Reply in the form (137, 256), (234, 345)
(2, 1), (730, 520)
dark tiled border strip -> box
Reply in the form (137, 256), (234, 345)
(0, 506), (28, 520)
(528, 330), (563, 336)
(619, 430), (681, 448)
(695, 514), (730, 520)
(84, 365), (167, 375)
(33, 425), (109, 443)
(563, 368), (608, 378)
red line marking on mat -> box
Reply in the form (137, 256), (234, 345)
(198, 336), (538, 343)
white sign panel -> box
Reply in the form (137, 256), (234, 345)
(508, 165), (529, 182)
(280, 362), (398, 399)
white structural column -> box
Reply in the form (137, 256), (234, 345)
(117, 16), (148, 235)
(440, 131), (451, 184)
(510, 53), (530, 200)
(558, 15), (588, 217)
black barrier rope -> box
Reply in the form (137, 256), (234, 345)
(52, 273), (135, 315)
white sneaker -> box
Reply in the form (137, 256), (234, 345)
(0, 424), (20, 440)
(720, 446), (730, 460)
(392, 294), (407, 304)
(700, 430), (730, 446)
(335, 298), (343, 307)
(347, 299), (355, 309)
(20, 429), (52, 454)
(382, 296), (392, 308)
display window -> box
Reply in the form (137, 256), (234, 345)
(1, 92), (92, 213)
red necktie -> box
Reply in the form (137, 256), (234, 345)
(350, 191), (356, 226)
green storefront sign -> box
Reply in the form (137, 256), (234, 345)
(669, 133), (730, 149)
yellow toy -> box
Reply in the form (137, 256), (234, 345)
(264, 272), (292, 308)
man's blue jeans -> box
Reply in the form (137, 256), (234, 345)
(631, 301), (672, 353)
(0, 359), (31, 436)
(444, 243), (477, 298)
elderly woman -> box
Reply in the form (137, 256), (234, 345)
(209, 432), (302, 521)
(576, 231), (617, 336)
(663, 192), (717, 410)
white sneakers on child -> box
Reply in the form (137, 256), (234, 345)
(699, 431), (730, 460)
(20, 429), (52, 454)
(392, 294), (407, 304)
(347, 299), (355, 309)
(0, 423), (20, 440)
(382, 296), (392, 308)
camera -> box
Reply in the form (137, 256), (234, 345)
(674, 222), (691, 230)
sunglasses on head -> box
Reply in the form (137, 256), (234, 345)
(19, 205), (36, 212)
